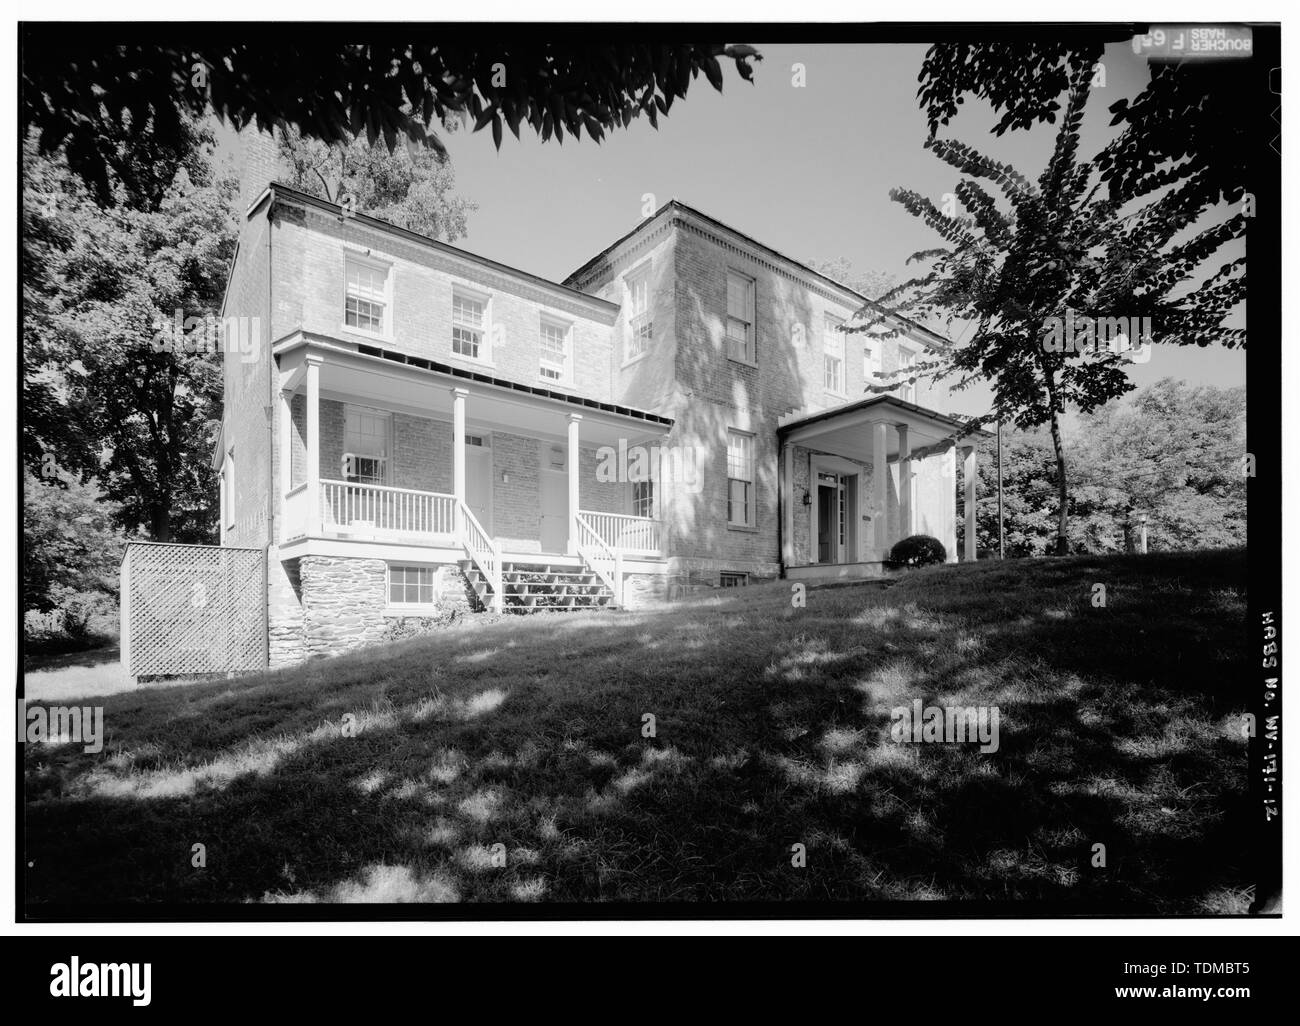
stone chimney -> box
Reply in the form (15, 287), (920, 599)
(238, 126), (280, 215)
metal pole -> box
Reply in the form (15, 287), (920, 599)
(997, 420), (1004, 560)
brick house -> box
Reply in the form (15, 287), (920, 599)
(215, 138), (982, 667)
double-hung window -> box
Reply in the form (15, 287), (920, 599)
(343, 405), (390, 485)
(626, 267), (653, 361)
(898, 345), (918, 403)
(452, 291), (487, 360)
(632, 480), (654, 519)
(823, 314), (845, 396)
(727, 430), (756, 528)
(725, 271), (756, 363)
(345, 257), (388, 335)
(540, 318), (571, 383)
(221, 448), (235, 532)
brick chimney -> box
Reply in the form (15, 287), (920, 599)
(238, 126), (280, 216)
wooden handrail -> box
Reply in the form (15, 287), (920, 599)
(458, 499), (502, 613)
(575, 512), (623, 607)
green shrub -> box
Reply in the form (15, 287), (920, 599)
(887, 534), (947, 568)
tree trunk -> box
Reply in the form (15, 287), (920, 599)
(1047, 401), (1069, 556)
(151, 506), (172, 543)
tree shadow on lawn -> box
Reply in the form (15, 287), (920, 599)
(23, 551), (1251, 912)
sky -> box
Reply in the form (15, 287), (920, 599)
(221, 40), (1247, 420)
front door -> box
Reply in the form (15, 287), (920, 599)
(465, 435), (492, 532)
(816, 481), (836, 563)
(539, 469), (567, 553)
(815, 471), (856, 564)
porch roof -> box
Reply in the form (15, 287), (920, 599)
(273, 330), (674, 445)
(777, 394), (984, 462)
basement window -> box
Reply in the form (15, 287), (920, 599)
(719, 572), (749, 588)
(389, 564), (437, 605)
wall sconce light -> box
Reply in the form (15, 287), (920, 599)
(501, 471), (510, 484)
(802, 490), (812, 506)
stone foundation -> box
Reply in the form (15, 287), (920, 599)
(268, 551), (304, 669)
(665, 555), (779, 599)
(622, 572), (668, 609)
(264, 555), (479, 664)
(300, 555), (389, 658)
(264, 552), (673, 663)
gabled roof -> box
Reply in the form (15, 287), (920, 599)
(563, 199), (952, 350)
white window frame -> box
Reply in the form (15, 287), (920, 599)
(342, 252), (392, 340)
(725, 270), (756, 365)
(343, 404), (391, 485)
(451, 286), (492, 365)
(539, 315), (572, 385)
(823, 314), (846, 397)
(624, 263), (653, 366)
(726, 429), (756, 529)
(222, 446), (235, 532)
(631, 479), (654, 519)
(386, 563), (439, 610)
(898, 344), (919, 404)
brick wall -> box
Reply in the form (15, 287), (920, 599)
(660, 222), (870, 576)
(268, 200), (618, 401)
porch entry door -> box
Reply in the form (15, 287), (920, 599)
(464, 434), (492, 533)
(540, 439), (572, 551)
(539, 468), (567, 553)
(814, 471), (857, 564)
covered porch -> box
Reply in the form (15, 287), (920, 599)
(777, 395), (982, 577)
(272, 331), (672, 608)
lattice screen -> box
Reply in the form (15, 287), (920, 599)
(120, 543), (266, 677)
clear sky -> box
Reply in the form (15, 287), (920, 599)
(225, 40), (1247, 418)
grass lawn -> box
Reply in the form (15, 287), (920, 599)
(24, 550), (1252, 911)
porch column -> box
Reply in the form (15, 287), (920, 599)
(567, 413), (582, 555)
(896, 423), (912, 539)
(962, 445), (977, 562)
(871, 422), (889, 556)
(278, 386), (293, 543)
(451, 387), (468, 505)
(305, 354), (322, 534)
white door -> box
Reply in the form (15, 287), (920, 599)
(539, 470), (567, 553)
(465, 436), (492, 532)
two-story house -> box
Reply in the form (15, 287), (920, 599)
(216, 134), (982, 667)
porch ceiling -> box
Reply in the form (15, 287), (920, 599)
(276, 332), (672, 446)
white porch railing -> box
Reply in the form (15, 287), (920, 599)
(320, 479), (457, 539)
(578, 510), (661, 556)
(575, 512), (623, 607)
(457, 499), (502, 613)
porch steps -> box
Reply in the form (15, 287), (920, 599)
(458, 560), (616, 614)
